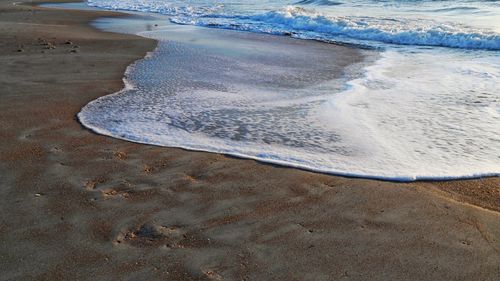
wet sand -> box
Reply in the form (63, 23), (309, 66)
(0, 1), (499, 280)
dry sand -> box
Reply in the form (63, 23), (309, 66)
(0, 1), (499, 280)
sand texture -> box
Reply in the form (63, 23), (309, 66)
(0, 1), (499, 280)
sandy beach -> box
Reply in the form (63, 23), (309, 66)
(0, 1), (499, 280)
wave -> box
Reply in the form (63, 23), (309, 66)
(171, 7), (500, 50)
(295, 0), (343, 6)
(429, 6), (479, 12)
(81, 0), (500, 181)
(86, 0), (223, 17)
(87, 1), (500, 50)
(77, 30), (500, 182)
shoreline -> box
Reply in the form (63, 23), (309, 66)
(0, 0), (498, 279)
(72, 3), (497, 184)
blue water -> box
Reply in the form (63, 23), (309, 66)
(80, 0), (500, 181)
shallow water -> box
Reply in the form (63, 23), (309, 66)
(78, 1), (499, 181)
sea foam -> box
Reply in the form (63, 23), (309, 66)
(87, 0), (500, 50)
(173, 7), (500, 50)
(78, 24), (500, 181)
(81, 0), (500, 181)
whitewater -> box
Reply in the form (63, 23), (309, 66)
(80, 0), (500, 181)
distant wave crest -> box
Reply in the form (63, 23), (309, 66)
(295, 0), (343, 6)
(173, 7), (500, 50)
(88, 0), (500, 50)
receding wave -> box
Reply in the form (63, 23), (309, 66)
(82, 0), (500, 181)
(77, 23), (500, 182)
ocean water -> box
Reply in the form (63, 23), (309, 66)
(81, 0), (500, 181)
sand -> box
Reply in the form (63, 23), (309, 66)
(0, 1), (498, 280)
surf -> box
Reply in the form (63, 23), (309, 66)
(80, 0), (500, 181)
